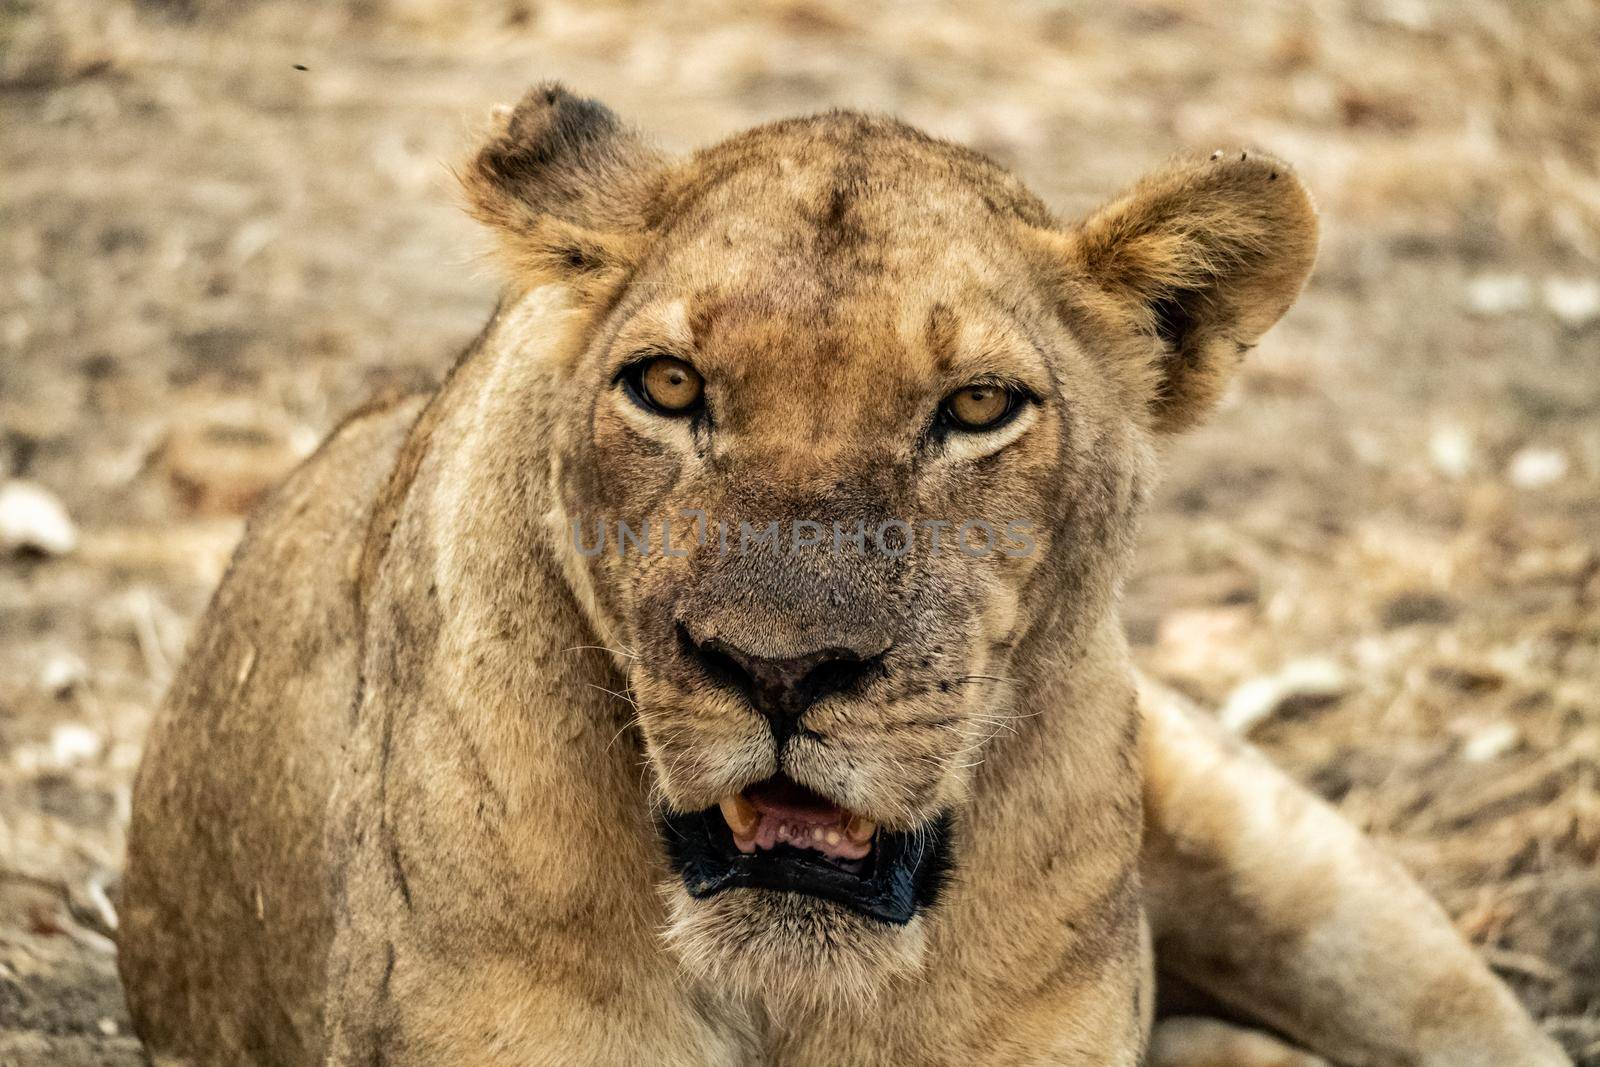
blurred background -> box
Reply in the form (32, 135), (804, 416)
(1, 0), (1597, 1061)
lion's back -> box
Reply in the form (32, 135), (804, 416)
(118, 391), (428, 1066)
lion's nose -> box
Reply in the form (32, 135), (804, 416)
(678, 625), (885, 746)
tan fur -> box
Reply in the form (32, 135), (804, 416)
(119, 85), (1568, 1066)
(1149, 1017), (1330, 1067)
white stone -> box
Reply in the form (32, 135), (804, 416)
(49, 723), (103, 766)
(1464, 273), (1532, 316)
(0, 479), (78, 555)
(1507, 446), (1569, 489)
(1462, 722), (1521, 762)
(39, 651), (88, 696)
(1428, 425), (1475, 480)
(1378, 0), (1433, 30)
(1543, 276), (1600, 328)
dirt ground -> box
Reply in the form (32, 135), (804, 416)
(2, 0), (1597, 1062)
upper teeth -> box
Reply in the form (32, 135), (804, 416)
(718, 794), (759, 838)
(717, 793), (877, 861)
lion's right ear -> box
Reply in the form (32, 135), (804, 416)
(462, 83), (665, 294)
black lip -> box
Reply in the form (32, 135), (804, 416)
(659, 806), (953, 925)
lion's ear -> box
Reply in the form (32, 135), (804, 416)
(462, 83), (665, 295)
(1037, 151), (1318, 434)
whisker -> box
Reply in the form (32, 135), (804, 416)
(562, 643), (638, 659)
(587, 683), (640, 709)
(606, 711), (644, 751)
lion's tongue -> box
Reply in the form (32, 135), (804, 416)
(719, 778), (874, 861)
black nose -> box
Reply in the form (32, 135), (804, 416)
(679, 625), (885, 745)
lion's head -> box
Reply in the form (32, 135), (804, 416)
(461, 85), (1316, 1011)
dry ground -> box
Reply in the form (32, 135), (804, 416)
(2, 0), (1597, 1062)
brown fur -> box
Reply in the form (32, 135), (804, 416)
(119, 85), (1568, 1066)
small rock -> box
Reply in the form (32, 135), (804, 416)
(1375, 0), (1433, 30)
(50, 723), (104, 767)
(1220, 657), (1351, 734)
(1462, 721), (1521, 762)
(1464, 273), (1532, 316)
(1427, 425), (1475, 480)
(39, 651), (89, 696)
(1507, 446), (1569, 489)
(0, 479), (78, 556)
(1542, 276), (1600, 328)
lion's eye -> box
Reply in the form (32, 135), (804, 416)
(943, 382), (1016, 431)
(625, 356), (705, 416)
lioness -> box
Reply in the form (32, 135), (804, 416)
(118, 86), (1569, 1067)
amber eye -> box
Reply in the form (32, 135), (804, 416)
(625, 356), (705, 416)
(943, 382), (1016, 431)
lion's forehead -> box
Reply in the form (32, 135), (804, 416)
(654, 111), (1055, 234)
(638, 123), (1050, 306)
(643, 206), (1024, 313)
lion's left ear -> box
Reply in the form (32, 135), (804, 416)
(1031, 151), (1319, 433)
(461, 82), (666, 296)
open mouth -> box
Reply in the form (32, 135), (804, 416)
(659, 774), (953, 925)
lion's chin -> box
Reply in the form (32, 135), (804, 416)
(662, 886), (929, 1017)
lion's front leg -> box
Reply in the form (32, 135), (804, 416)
(1150, 1017), (1328, 1067)
(1138, 677), (1570, 1067)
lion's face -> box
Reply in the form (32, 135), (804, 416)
(465, 88), (1316, 1008)
(546, 128), (1150, 1005)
